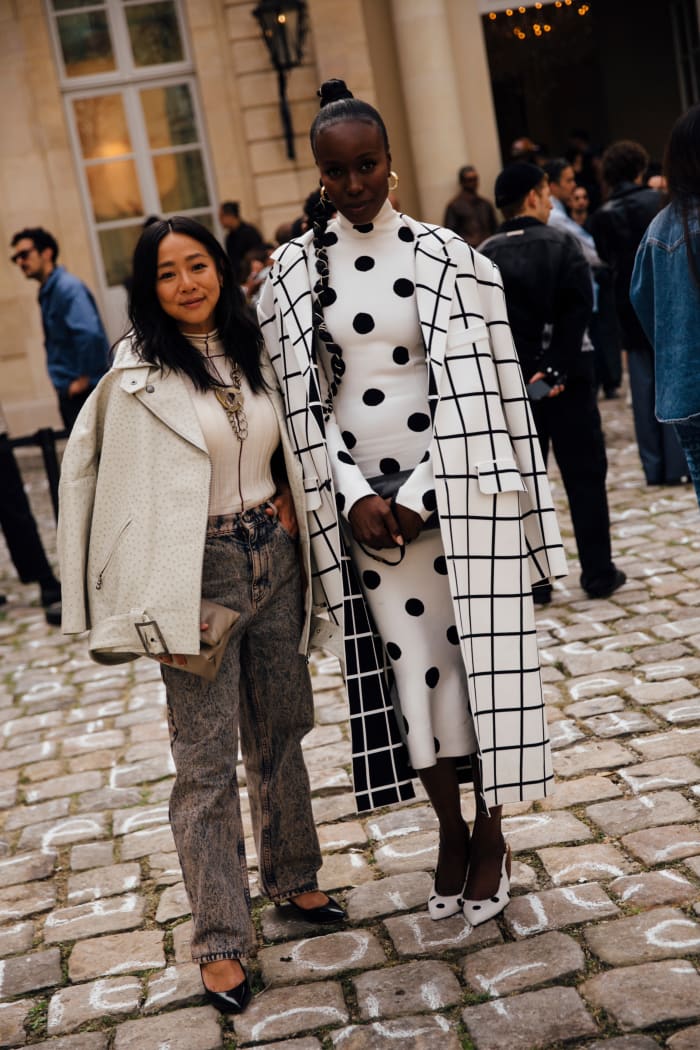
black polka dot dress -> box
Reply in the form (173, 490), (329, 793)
(317, 200), (477, 770)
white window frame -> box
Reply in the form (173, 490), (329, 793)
(45, 0), (220, 340)
(46, 0), (193, 88)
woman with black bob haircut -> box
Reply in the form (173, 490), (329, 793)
(258, 80), (566, 932)
(58, 216), (345, 1017)
(632, 103), (700, 503)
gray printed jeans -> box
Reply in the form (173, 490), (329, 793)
(161, 503), (322, 962)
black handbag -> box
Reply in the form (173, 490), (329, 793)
(368, 470), (439, 530)
(356, 470), (439, 566)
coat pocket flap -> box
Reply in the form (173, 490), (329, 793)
(476, 458), (526, 494)
(304, 476), (322, 511)
(447, 322), (490, 350)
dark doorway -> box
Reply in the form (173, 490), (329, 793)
(483, 0), (688, 166)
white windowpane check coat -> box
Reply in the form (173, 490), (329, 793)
(258, 214), (567, 813)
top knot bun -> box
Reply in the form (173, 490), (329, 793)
(318, 78), (354, 108)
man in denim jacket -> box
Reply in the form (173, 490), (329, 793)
(10, 227), (109, 432)
(590, 142), (688, 486)
(631, 199), (700, 502)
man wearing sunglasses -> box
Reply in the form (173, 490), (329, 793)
(10, 227), (109, 432)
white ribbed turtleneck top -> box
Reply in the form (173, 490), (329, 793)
(185, 330), (279, 515)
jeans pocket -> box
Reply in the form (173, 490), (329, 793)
(274, 518), (298, 546)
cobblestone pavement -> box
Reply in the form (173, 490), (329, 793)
(0, 393), (699, 1050)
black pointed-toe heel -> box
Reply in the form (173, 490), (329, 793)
(287, 894), (346, 924)
(200, 966), (252, 1014)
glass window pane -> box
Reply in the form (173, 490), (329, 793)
(154, 150), (209, 212)
(73, 95), (132, 160)
(52, 0), (101, 9)
(189, 213), (214, 234)
(141, 84), (196, 149)
(86, 160), (143, 221)
(126, 2), (184, 67)
(57, 11), (115, 77)
(98, 225), (143, 288)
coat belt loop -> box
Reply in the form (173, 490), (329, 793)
(134, 615), (169, 655)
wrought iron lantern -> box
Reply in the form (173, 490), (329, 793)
(252, 0), (309, 160)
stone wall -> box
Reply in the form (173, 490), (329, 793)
(0, 0), (98, 434)
(190, 0), (323, 241)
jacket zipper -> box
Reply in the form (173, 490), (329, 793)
(96, 519), (132, 590)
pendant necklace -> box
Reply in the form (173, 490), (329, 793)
(202, 333), (248, 441)
(213, 371), (248, 441)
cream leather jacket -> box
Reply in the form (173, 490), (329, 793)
(58, 338), (335, 665)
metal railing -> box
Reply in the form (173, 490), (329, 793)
(10, 428), (67, 524)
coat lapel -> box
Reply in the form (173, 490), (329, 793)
(404, 217), (459, 390)
(259, 238), (345, 626)
(269, 238), (317, 388)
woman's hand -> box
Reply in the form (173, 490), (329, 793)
(393, 503), (424, 543)
(349, 495), (404, 550)
(158, 620), (209, 666)
(266, 485), (298, 539)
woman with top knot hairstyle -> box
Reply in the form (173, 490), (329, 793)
(258, 80), (567, 927)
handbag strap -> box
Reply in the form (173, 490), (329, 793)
(356, 540), (406, 566)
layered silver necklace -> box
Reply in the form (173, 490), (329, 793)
(192, 330), (248, 441)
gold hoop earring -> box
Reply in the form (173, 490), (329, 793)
(320, 185), (332, 205)
(388, 171), (399, 192)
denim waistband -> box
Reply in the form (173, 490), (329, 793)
(207, 500), (276, 538)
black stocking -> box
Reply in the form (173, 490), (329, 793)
(418, 758), (470, 896)
(464, 757), (505, 899)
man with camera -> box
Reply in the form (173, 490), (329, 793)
(479, 163), (625, 603)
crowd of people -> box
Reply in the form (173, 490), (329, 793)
(5, 83), (700, 1017)
(439, 132), (692, 493)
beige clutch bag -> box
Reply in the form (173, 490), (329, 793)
(180, 599), (240, 681)
(137, 600), (240, 682)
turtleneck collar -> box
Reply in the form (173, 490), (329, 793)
(183, 329), (221, 355)
(334, 198), (399, 236)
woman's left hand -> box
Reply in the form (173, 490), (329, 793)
(393, 503), (424, 543)
(267, 485), (298, 539)
(158, 620), (210, 666)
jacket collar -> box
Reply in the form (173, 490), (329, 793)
(112, 337), (208, 454)
(610, 180), (647, 200)
(38, 265), (64, 302)
(498, 216), (545, 233)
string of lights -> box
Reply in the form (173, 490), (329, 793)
(486, 1), (591, 41)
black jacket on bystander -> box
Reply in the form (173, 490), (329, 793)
(479, 217), (593, 381)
